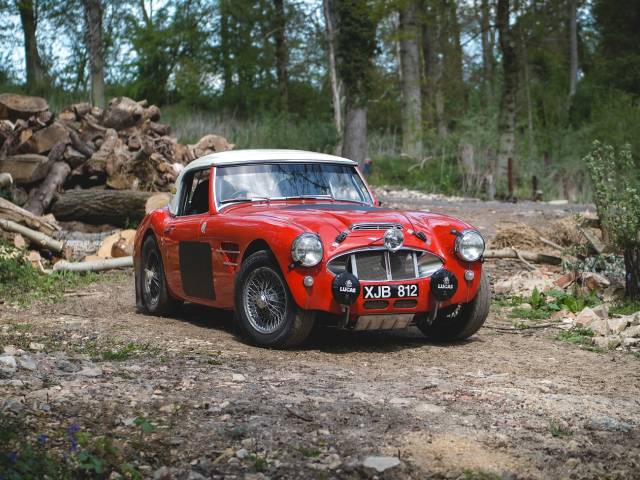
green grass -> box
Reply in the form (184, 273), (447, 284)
(500, 287), (600, 323)
(0, 243), (98, 305)
(461, 470), (501, 480)
(609, 298), (640, 316)
(555, 327), (603, 352)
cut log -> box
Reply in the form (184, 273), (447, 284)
(148, 121), (171, 136)
(0, 197), (59, 236)
(16, 122), (70, 154)
(145, 192), (171, 213)
(190, 134), (234, 158)
(484, 248), (562, 265)
(144, 105), (161, 121)
(0, 218), (65, 254)
(0, 153), (51, 184)
(102, 96), (144, 129)
(50, 189), (154, 226)
(0, 93), (49, 121)
(578, 226), (604, 255)
(71, 102), (92, 119)
(68, 129), (95, 158)
(53, 255), (133, 272)
(24, 161), (71, 216)
(0, 173), (12, 188)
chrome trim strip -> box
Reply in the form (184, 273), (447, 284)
(350, 222), (403, 231)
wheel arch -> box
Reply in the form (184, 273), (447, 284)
(242, 239), (273, 263)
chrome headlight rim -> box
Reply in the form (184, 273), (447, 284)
(291, 232), (323, 267)
(455, 229), (485, 262)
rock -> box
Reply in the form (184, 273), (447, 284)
(3, 346), (22, 356)
(590, 319), (610, 336)
(592, 304), (609, 320)
(235, 448), (248, 459)
(519, 303), (533, 311)
(56, 359), (79, 373)
(575, 307), (600, 328)
(362, 455), (401, 473)
(186, 472), (206, 480)
(153, 466), (174, 480)
(0, 355), (17, 377)
(582, 272), (610, 291)
(592, 336), (621, 349)
(17, 355), (37, 371)
(77, 366), (103, 377)
(493, 271), (555, 296)
(2, 398), (24, 414)
(29, 342), (45, 351)
(622, 337), (640, 347)
(621, 325), (640, 338)
(607, 317), (628, 334)
(232, 373), (246, 382)
(629, 312), (640, 326)
(554, 271), (577, 289)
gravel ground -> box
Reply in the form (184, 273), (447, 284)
(1, 190), (639, 480)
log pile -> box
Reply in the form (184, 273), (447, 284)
(0, 93), (233, 271)
(0, 93), (233, 216)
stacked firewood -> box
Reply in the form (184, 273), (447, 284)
(0, 93), (232, 271)
(0, 93), (232, 218)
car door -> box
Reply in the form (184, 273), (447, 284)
(163, 168), (216, 304)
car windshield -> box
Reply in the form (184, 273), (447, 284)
(215, 163), (372, 206)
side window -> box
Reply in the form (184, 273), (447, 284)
(179, 169), (210, 216)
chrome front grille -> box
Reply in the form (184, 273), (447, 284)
(350, 222), (403, 231)
(327, 248), (442, 281)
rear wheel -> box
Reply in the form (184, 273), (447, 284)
(417, 272), (490, 341)
(140, 236), (181, 316)
(235, 251), (314, 348)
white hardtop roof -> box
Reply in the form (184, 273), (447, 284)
(184, 149), (357, 173)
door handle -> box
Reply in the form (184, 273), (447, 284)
(164, 226), (174, 235)
(200, 221), (207, 234)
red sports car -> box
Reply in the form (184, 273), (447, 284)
(134, 149), (489, 347)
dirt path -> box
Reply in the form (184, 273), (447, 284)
(2, 193), (639, 480)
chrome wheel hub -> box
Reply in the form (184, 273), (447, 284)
(143, 251), (161, 308)
(243, 267), (287, 334)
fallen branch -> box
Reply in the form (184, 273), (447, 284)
(484, 248), (562, 265)
(0, 218), (65, 253)
(52, 256), (133, 272)
(538, 236), (563, 251)
(578, 226), (604, 255)
(513, 248), (537, 271)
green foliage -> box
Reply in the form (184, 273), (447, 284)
(505, 287), (600, 322)
(609, 298), (640, 316)
(0, 243), (97, 304)
(555, 327), (601, 353)
(586, 141), (640, 248)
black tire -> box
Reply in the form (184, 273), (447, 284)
(140, 236), (181, 316)
(417, 271), (490, 341)
(234, 251), (315, 348)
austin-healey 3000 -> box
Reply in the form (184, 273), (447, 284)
(134, 149), (489, 347)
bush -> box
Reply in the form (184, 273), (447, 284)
(586, 141), (640, 297)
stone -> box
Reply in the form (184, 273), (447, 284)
(56, 359), (79, 373)
(607, 317), (628, 334)
(592, 304), (609, 320)
(629, 312), (640, 326)
(0, 355), (17, 377)
(621, 325), (640, 338)
(362, 455), (401, 473)
(186, 472), (206, 480)
(18, 355), (37, 371)
(232, 373), (246, 382)
(29, 342), (45, 351)
(622, 337), (640, 347)
(575, 307), (600, 328)
(77, 366), (103, 377)
(592, 336), (621, 350)
(589, 319), (609, 336)
(235, 448), (248, 459)
(518, 303), (533, 311)
(3, 346), (22, 356)
(582, 272), (610, 291)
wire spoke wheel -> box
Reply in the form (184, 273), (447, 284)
(143, 250), (162, 309)
(242, 266), (288, 334)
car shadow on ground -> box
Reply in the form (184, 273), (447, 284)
(168, 302), (478, 354)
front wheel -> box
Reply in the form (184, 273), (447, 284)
(234, 251), (315, 348)
(417, 271), (490, 341)
(140, 236), (181, 316)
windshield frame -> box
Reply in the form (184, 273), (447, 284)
(212, 161), (374, 212)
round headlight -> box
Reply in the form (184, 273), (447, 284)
(291, 233), (323, 267)
(455, 230), (485, 262)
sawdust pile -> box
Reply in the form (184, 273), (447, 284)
(491, 223), (542, 250)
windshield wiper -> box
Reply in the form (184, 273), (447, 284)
(282, 194), (335, 201)
(220, 196), (271, 205)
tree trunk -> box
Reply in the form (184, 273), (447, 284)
(82, 0), (105, 109)
(323, 0), (342, 149)
(16, 0), (46, 92)
(399, 0), (422, 159)
(342, 103), (367, 164)
(0, 197), (59, 236)
(273, 0), (289, 112)
(568, 0), (578, 99)
(480, 0), (494, 106)
(624, 246), (640, 299)
(24, 161), (71, 216)
(220, 0), (232, 94)
(420, 4), (435, 127)
(50, 189), (154, 226)
(496, 0), (517, 173)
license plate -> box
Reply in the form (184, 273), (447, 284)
(362, 284), (419, 299)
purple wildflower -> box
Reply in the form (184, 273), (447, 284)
(8, 451), (17, 464)
(37, 434), (49, 445)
